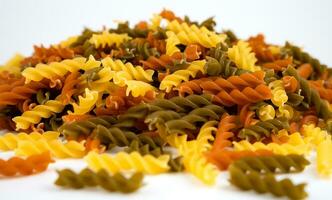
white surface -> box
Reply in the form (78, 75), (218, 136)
(0, 0), (332, 199)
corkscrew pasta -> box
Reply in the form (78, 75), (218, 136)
(0, 9), (331, 199)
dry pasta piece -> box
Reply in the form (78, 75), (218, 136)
(15, 139), (86, 158)
(228, 40), (261, 72)
(0, 152), (54, 176)
(0, 131), (59, 151)
(89, 31), (131, 48)
(84, 151), (170, 174)
(317, 140), (332, 177)
(70, 88), (98, 115)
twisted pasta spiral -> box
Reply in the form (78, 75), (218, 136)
(94, 125), (163, 150)
(205, 43), (246, 77)
(231, 154), (310, 174)
(0, 79), (48, 106)
(238, 117), (289, 140)
(13, 100), (65, 130)
(160, 60), (206, 92)
(177, 71), (265, 96)
(317, 140), (332, 177)
(84, 151), (170, 174)
(269, 80), (288, 107)
(125, 80), (156, 97)
(166, 20), (226, 48)
(70, 88), (98, 115)
(227, 40), (261, 72)
(163, 105), (224, 134)
(284, 42), (326, 77)
(89, 31), (131, 48)
(0, 152), (53, 176)
(283, 66), (332, 120)
(0, 131), (59, 151)
(229, 165), (307, 200)
(233, 140), (310, 155)
(55, 168), (143, 193)
(212, 84), (272, 106)
(101, 57), (154, 84)
(22, 57), (98, 83)
(277, 105), (294, 119)
(58, 116), (116, 139)
(183, 149), (218, 185)
(165, 31), (180, 55)
(15, 139), (86, 158)
(301, 124), (331, 147)
(258, 104), (276, 121)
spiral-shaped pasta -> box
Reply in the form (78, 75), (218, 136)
(101, 57), (154, 84)
(231, 154), (310, 174)
(0, 79), (49, 106)
(0, 152), (53, 176)
(94, 125), (163, 150)
(160, 60), (206, 92)
(211, 84), (272, 106)
(233, 140), (310, 155)
(0, 54), (24, 75)
(277, 105), (294, 119)
(13, 100), (65, 130)
(284, 42), (326, 77)
(58, 116), (116, 139)
(317, 140), (332, 177)
(301, 124), (331, 147)
(55, 168), (143, 193)
(22, 57), (99, 83)
(166, 20), (226, 48)
(58, 71), (81, 104)
(228, 40), (261, 72)
(163, 105), (225, 134)
(258, 104), (276, 121)
(0, 131), (59, 151)
(269, 80), (288, 107)
(183, 149), (218, 185)
(238, 117), (289, 140)
(283, 66), (332, 120)
(204, 43), (247, 77)
(165, 31), (180, 55)
(84, 151), (170, 174)
(229, 165), (307, 200)
(125, 80), (156, 97)
(70, 88), (98, 115)
(89, 31), (131, 48)
(178, 71), (265, 96)
(15, 139), (86, 158)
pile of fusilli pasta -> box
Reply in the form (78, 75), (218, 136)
(1, 9), (332, 199)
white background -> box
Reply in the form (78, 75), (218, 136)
(0, 0), (332, 199)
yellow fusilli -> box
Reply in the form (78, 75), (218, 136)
(70, 88), (98, 115)
(102, 57), (154, 85)
(84, 151), (170, 174)
(233, 137), (310, 155)
(166, 20), (226, 48)
(22, 56), (100, 83)
(89, 31), (131, 48)
(269, 80), (288, 107)
(125, 80), (156, 97)
(258, 104), (275, 121)
(15, 139), (86, 158)
(13, 100), (65, 130)
(160, 60), (206, 92)
(0, 54), (24, 75)
(165, 31), (180, 55)
(0, 131), (59, 151)
(227, 40), (260, 72)
(317, 140), (332, 177)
